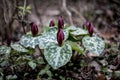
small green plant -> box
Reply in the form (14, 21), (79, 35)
(0, 17), (105, 69)
(18, 5), (31, 17)
(0, 16), (105, 72)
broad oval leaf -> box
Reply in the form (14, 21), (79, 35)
(38, 27), (57, 49)
(0, 45), (11, 59)
(11, 43), (28, 52)
(38, 27), (69, 49)
(82, 36), (105, 56)
(44, 43), (72, 69)
(0, 45), (11, 54)
(28, 61), (37, 70)
(70, 27), (88, 36)
(20, 35), (39, 48)
(67, 26), (78, 31)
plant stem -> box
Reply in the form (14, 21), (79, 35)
(21, 0), (27, 34)
(37, 46), (46, 63)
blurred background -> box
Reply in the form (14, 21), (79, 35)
(0, 0), (120, 45)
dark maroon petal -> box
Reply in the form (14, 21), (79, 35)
(83, 21), (94, 36)
(57, 29), (64, 46)
(30, 22), (38, 36)
(58, 16), (64, 29)
(49, 20), (55, 27)
(88, 23), (94, 36)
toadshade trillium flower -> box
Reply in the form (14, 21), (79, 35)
(83, 21), (94, 36)
(30, 22), (39, 36)
(88, 23), (94, 36)
(49, 20), (55, 27)
(58, 16), (64, 29)
(57, 28), (64, 46)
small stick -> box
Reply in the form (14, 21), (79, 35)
(21, 0), (27, 34)
(62, 0), (74, 26)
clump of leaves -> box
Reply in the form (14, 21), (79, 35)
(0, 17), (105, 71)
(18, 5), (31, 17)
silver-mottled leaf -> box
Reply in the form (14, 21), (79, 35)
(0, 45), (11, 54)
(38, 27), (57, 49)
(38, 27), (69, 49)
(82, 36), (105, 56)
(67, 26), (78, 31)
(11, 43), (28, 52)
(44, 43), (72, 69)
(28, 61), (36, 69)
(63, 28), (69, 40)
(70, 28), (88, 36)
(20, 35), (39, 48)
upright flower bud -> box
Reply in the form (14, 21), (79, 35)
(57, 29), (64, 46)
(88, 23), (94, 36)
(58, 16), (64, 29)
(30, 22), (38, 36)
(83, 21), (94, 36)
(49, 20), (55, 27)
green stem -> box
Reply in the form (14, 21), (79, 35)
(37, 46), (46, 63)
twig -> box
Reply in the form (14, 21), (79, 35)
(62, 0), (74, 26)
(21, 0), (27, 34)
(22, 0), (27, 20)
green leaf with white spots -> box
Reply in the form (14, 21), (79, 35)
(69, 41), (83, 54)
(67, 26), (78, 31)
(0, 45), (11, 59)
(28, 61), (36, 70)
(38, 27), (57, 49)
(70, 27), (88, 36)
(11, 43), (28, 52)
(63, 28), (69, 40)
(82, 36), (105, 56)
(20, 35), (39, 48)
(44, 42), (72, 69)
(38, 27), (69, 49)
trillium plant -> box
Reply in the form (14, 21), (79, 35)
(0, 16), (105, 70)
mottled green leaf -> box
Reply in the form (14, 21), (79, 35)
(28, 61), (36, 69)
(70, 28), (88, 36)
(20, 35), (39, 48)
(82, 36), (105, 56)
(38, 27), (69, 49)
(38, 27), (57, 49)
(11, 43), (28, 52)
(0, 45), (11, 58)
(44, 42), (72, 69)
(67, 26), (78, 31)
